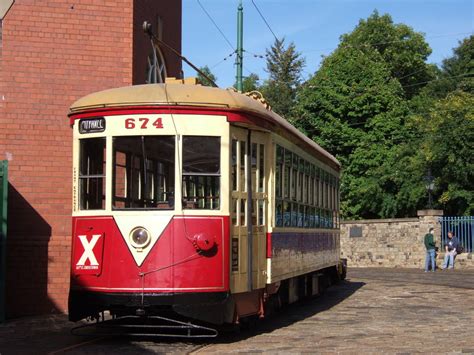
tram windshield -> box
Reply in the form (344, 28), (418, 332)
(182, 136), (220, 210)
(112, 136), (175, 209)
(79, 138), (106, 210)
(78, 135), (221, 211)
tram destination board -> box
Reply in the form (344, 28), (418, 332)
(79, 117), (106, 134)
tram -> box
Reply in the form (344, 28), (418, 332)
(68, 82), (344, 332)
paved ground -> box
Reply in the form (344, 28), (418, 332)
(1, 267), (473, 354)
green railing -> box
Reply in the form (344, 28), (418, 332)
(0, 160), (8, 322)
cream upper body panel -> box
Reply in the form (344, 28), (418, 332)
(69, 84), (340, 171)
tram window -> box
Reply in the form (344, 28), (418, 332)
(315, 208), (321, 228)
(276, 145), (284, 164)
(258, 144), (265, 192)
(298, 204), (304, 227)
(304, 206), (310, 228)
(275, 200), (283, 227)
(283, 201), (291, 227)
(284, 164), (290, 200)
(258, 199), (265, 226)
(113, 136), (175, 209)
(182, 136), (220, 210)
(275, 164), (282, 198)
(232, 140), (237, 191)
(292, 154), (298, 201)
(324, 174), (329, 209)
(291, 167), (297, 201)
(310, 207), (316, 228)
(291, 203), (297, 227)
(251, 143), (257, 191)
(79, 138), (106, 210)
(315, 169), (320, 207)
(298, 170), (303, 202)
(276, 145), (283, 198)
(240, 140), (246, 192)
(284, 150), (291, 199)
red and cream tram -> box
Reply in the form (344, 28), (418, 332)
(68, 82), (344, 329)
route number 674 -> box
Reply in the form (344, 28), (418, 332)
(125, 117), (163, 129)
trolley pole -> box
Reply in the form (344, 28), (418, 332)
(236, 0), (244, 92)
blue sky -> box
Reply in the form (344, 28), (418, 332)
(182, 0), (473, 87)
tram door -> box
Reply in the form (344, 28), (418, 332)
(230, 127), (268, 293)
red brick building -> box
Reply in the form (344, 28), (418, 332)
(0, 0), (182, 318)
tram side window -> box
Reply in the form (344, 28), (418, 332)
(113, 136), (175, 209)
(182, 136), (220, 210)
(79, 138), (106, 210)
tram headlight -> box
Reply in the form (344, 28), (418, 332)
(130, 227), (151, 249)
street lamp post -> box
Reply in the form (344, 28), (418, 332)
(425, 169), (435, 209)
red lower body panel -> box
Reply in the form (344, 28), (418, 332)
(70, 215), (230, 293)
(69, 215), (231, 322)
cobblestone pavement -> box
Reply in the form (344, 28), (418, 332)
(1, 268), (473, 354)
(198, 268), (474, 354)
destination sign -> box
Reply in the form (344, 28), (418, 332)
(79, 117), (106, 134)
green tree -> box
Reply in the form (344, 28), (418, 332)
(424, 35), (474, 98)
(261, 38), (305, 119)
(414, 91), (474, 215)
(197, 65), (217, 87)
(241, 73), (260, 92)
(340, 11), (434, 98)
(294, 45), (409, 218)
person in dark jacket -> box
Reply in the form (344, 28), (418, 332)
(424, 227), (436, 272)
(442, 231), (459, 269)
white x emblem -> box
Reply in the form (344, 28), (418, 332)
(76, 234), (101, 266)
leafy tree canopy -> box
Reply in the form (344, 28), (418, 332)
(424, 35), (474, 97)
(197, 65), (217, 87)
(412, 91), (474, 215)
(261, 38), (305, 119)
(294, 44), (410, 218)
(239, 73), (260, 93)
(340, 10), (434, 98)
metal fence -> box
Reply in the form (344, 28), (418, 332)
(439, 216), (474, 253)
(0, 160), (8, 322)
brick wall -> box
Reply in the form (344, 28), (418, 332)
(341, 210), (474, 269)
(0, 1), (181, 318)
(132, 0), (182, 84)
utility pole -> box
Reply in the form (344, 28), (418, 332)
(236, 0), (243, 92)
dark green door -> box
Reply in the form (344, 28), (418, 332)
(0, 160), (8, 322)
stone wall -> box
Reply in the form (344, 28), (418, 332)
(341, 210), (474, 269)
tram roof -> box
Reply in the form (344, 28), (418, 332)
(70, 84), (340, 170)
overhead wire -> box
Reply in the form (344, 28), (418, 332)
(251, 0), (279, 42)
(241, 31), (473, 65)
(196, 0), (236, 52)
(211, 51), (236, 69)
(301, 31), (474, 54)
(195, 3), (471, 90)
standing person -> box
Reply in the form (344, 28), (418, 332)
(442, 231), (459, 269)
(424, 227), (436, 272)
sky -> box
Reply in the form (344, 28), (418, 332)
(182, 0), (473, 87)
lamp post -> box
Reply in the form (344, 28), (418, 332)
(425, 169), (435, 209)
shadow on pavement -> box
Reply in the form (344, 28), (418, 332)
(212, 280), (365, 344)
